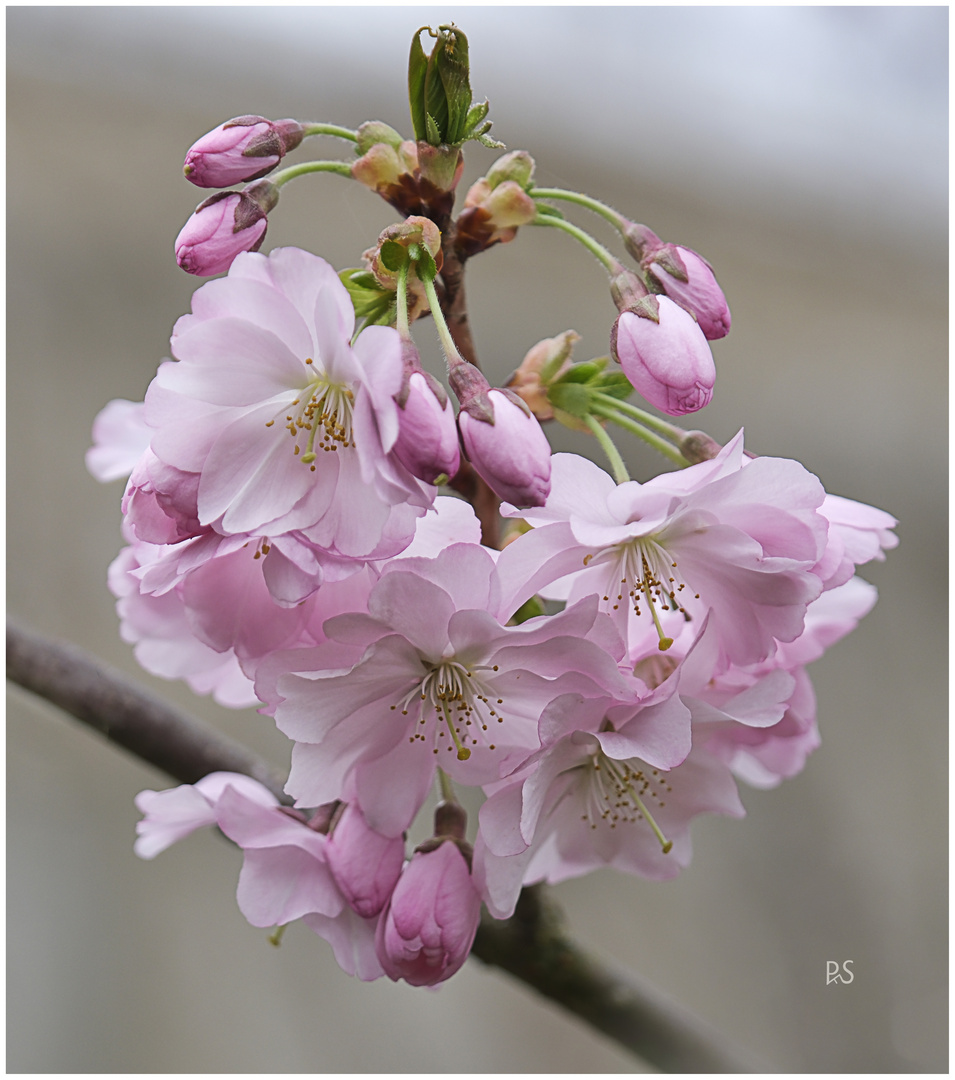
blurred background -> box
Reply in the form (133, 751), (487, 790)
(7, 6), (947, 1072)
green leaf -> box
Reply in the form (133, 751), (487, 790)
(463, 99), (489, 135)
(379, 240), (409, 273)
(425, 111), (441, 147)
(337, 269), (395, 328)
(408, 28), (431, 142)
(532, 202), (565, 220)
(548, 381), (592, 419)
(435, 25), (472, 144)
(596, 372), (635, 400)
(474, 130), (506, 150)
(413, 245), (438, 284)
(554, 359), (606, 386)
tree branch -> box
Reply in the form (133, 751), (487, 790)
(6, 619), (765, 1072)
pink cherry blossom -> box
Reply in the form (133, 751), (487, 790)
(497, 435), (828, 670)
(476, 688), (744, 918)
(264, 542), (632, 836)
(109, 534), (381, 703)
(148, 247), (432, 557)
(375, 840), (481, 986)
(135, 773), (385, 980)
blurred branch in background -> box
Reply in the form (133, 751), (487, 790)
(7, 618), (765, 1073)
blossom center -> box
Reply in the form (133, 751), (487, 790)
(391, 658), (504, 761)
(266, 361), (355, 470)
(590, 537), (699, 651)
(580, 751), (673, 853)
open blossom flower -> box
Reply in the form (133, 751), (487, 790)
(136, 773), (384, 980)
(144, 247), (433, 558)
(475, 689), (744, 918)
(813, 493), (898, 590)
(497, 435), (828, 670)
(262, 542), (633, 836)
(376, 839), (481, 986)
(134, 772), (278, 858)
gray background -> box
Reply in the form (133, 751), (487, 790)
(7, 6), (947, 1072)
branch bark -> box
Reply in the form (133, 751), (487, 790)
(7, 618), (765, 1072)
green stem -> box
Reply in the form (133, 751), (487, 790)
(300, 122), (359, 142)
(395, 263), (411, 340)
(271, 160), (354, 187)
(531, 214), (619, 274)
(591, 404), (688, 467)
(590, 391), (686, 443)
(531, 187), (624, 231)
(422, 276), (465, 368)
(437, 767), (456, 804)
(584, 415), (630, 484)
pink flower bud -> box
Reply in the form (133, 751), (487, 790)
(374, 840), (481, 987)
(456, 386), (552, 508)
(325, 803), (406, 919)
(611, 296), (716, 416)
(393, 371), (461, 484)
(174, 187), (274, 277)
(183, 116), (304, 189)
(645, 245), (731, 340)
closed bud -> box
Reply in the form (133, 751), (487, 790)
(374, 839), (481, 986)
(393, 370), (461, 484)
(351, 139), (419, 194)
(183, 116), (304, 188)
(485, 149), (535, 190)
(355, 120), (404, 155)
(174, 182), (277, 276)
(325, 803), (406, 919)
(457, 157), (536, 256)
(611, 297), (716, 416)
(644, 245), (731, 340)
(506, 329), (580, 420)
(453, 365), (552, 507)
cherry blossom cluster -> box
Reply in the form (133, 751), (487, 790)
(88, 24), (897, 988)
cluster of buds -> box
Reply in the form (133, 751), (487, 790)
(456, 151), (538, 257)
